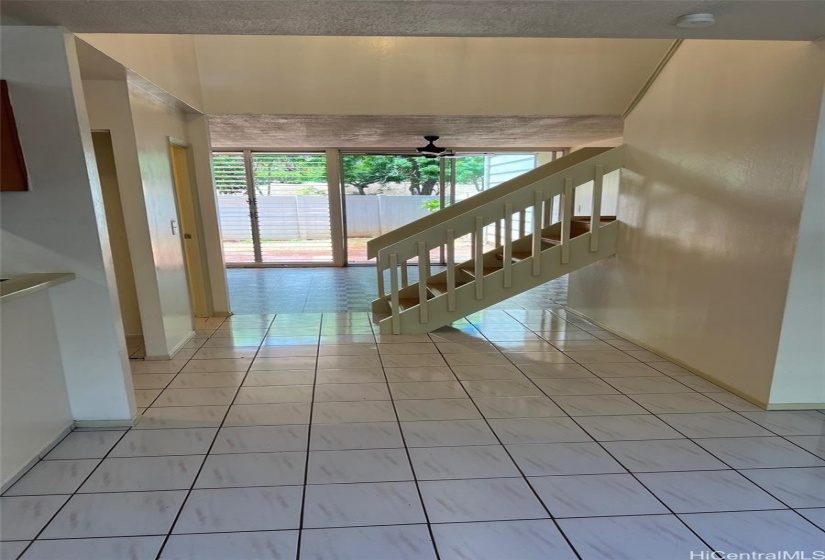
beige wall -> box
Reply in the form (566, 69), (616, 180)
(78, 33), (204, 111)
(193, 36), (672, 115)
(567, 40), (825, 406)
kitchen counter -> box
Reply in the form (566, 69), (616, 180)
(0, 273), (76, 304)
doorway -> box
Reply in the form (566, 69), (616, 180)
(170, 141), (211, 317)
(92, 130), (144, 356)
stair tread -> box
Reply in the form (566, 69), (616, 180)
(460, 267), (503, 276)
(398, 297), (422, 310)
(429, 282), (468, 294)
(495, 251), (532, 261)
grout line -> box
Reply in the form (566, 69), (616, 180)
(12, 427), (132, 558)
(377, 335), (443, 560)
(428, 341), (586, 560)
(294, 321), (322, 560)
(153, 314), (273, 560)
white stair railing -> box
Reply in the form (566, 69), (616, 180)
(369, 146), (624, 333)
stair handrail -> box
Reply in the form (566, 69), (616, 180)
(371, 146), (624, 270)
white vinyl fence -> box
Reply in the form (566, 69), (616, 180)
(217, 195), (437, 241)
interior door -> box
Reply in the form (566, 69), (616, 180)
(170, 143), (210, 317)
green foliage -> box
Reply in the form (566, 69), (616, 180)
(212, 153), (486, 197)
(455, 156), (485, 191)
(421, 199), (450, 213)
(341, 155), (484, 195)
(252, 154), (326, 188)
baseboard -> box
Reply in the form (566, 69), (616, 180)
(1, 423), (73, 493)
(73, 419), (135, 428)
(562, 306), (771, 410)
(145, 330), (195, 361)
(766, 402), (825, 410)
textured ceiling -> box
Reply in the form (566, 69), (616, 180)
(208, 114), (622, 149)
(3, 1), (824, 40)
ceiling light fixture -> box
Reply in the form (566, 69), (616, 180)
(675, 13), (716, 28)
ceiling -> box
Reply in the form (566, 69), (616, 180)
(3, 0), (824, 40)
(208, 114), (622, 149)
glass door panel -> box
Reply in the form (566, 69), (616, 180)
(251, 153), (333, 264)
(341, 154), (443, 264)
(213, 152), (256, 264)
(212, 151), (333, 265)
(450, 153), (539, 262)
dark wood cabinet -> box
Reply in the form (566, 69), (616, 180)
(1, 80), (29, 192)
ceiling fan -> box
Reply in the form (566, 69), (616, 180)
(415, 136), (492, 159)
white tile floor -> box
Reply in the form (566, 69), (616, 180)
(3, 307), (825, 560)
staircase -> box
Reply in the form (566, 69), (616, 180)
(367, 146), (624, 334)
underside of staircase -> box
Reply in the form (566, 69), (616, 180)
(367, 146), (624, 334)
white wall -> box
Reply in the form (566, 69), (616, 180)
(770, 83), (825, 406)
(127, 83), (196, 352)
(0, 27), (135, 421)
(192, 36), (672, 115)
(567, 40), (825, 406)
(1, 291), (73, 487)
(77, 33), (203, 111)
(83, 79), (172, 357)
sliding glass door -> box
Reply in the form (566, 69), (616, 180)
(212, 149), (566, 267)
(213, 152), (334, 265)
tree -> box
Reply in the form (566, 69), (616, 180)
(394, 157), (440, 195)
(455, 156), (485, 192)
(341, 155), (404, 195)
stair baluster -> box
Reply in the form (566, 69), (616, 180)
(474, 216), (484, 299)
(417, 241), (429, 324)
(446, 229), (456, 312)
(561, 178), (574, 264)
(591, 164), (604, 252)
(389, 253), (401, 334)
(532, 191), (543, 276)
(503, 203), (513, 288)
(376, 266), (385, 298)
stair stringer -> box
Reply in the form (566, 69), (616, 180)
(375, 221), (618, 334)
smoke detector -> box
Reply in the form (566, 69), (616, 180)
(675, 13), (716, 28)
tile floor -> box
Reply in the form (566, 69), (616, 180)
(225, 267), (570, 314)
(3, 274), (825, 559)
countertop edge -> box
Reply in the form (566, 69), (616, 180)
(0, 273), (77, 304)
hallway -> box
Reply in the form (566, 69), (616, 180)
(3, 291), (824, 559)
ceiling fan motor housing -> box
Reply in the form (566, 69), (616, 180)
(417, 135), (447, 156)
